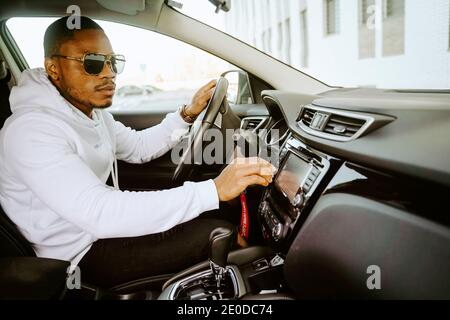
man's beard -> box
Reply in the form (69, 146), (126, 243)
(92, 101), (113, 109)
(64, 87), (113, 110)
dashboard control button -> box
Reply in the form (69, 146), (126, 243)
(272, 223), (283, 240)
(311, 167), (320, 176)
(306, 176), (315, 184)
(293, 193), (304, 208)
(303, 184), (310, 193)
(253, 258), (269, 271)
(260, 201), (268, 214)
(304, 178), (315, 189)
(304, 179), (313, 189)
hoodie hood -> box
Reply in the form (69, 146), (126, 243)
(10, 68), (95, 123)
(9, 68), (119, 189)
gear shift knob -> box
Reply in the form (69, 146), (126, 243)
(209, 227), (234, 268)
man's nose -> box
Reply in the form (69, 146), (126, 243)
(99, 60), (116, 78)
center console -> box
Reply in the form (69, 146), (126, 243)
(159, 265), (245, 300)
(259, 136), (331, 245)
(158, 135), (334, 300)
(158, 245), (286, 300)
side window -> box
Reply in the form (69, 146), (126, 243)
(6, 17), (235, 114)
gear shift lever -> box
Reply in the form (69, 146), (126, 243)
(209, 227), (234, 292)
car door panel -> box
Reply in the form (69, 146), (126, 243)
(111, 110), (177, 191)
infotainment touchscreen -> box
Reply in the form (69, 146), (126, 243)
(274, 153), (312, 202)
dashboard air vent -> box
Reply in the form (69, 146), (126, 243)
(324, 114), (366, 138)
(240, 117), (267, 132)
(300, 108), (317, 127)
(297, 105), (376, 142)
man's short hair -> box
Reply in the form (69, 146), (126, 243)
(44, 16), (104, 58)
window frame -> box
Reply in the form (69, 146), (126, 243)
(324, 0), (340, 36)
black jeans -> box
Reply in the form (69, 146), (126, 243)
(78, 217), (236, 288)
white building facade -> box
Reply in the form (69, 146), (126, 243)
(224, 0), (450, 89)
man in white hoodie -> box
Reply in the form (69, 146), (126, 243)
(0, 16), (274, 288)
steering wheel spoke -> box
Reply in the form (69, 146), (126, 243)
(172, 77), (229, 183)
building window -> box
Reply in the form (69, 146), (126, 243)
(261, 31), (266, 52)
(360, 0), (373, 26)
(359, 0), (376, 59)
(382, 0), (405, 56)
(324, 0), (340, 35)
(277, 22), (283, 59)
(300, 9), (309, 67)
(265, 0), (271, 26)
(383, 0), (403, 19)
(268, 28), (273, 54)
(285, 18), (291, 64)
(263, 28), (273, 54)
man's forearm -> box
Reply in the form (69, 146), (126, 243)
(114, 110), (190, 164)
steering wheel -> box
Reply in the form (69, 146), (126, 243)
(172, 77), (229, 183)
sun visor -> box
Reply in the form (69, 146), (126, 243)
(95, 0), (146, 15)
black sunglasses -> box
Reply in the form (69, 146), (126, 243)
(52, 53), (126, 75)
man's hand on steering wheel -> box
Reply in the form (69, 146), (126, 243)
(173, 78), (228, 182)
(184, 80), (217, 118)
(175, 79), (275, 202)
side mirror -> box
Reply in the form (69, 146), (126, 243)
(208, 0), (231, 13)
(221, 70), (254, 105)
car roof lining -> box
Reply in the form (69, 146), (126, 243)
(0, 0), (165, 30)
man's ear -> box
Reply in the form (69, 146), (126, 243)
(45, 57), (60, 81)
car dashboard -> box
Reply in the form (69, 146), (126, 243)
(238, 88), (450, 298)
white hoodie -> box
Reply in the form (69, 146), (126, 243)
(0, 68), (219, 266)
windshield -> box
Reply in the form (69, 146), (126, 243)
(177, 0), (450, 90)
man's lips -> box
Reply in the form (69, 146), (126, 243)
(96, 85), (116, 95)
